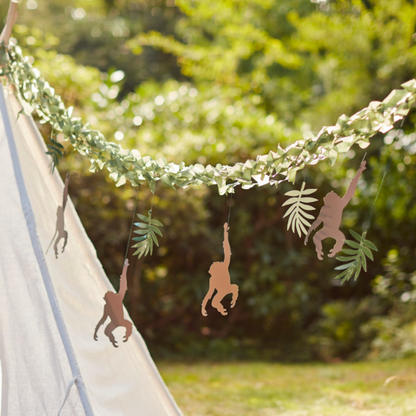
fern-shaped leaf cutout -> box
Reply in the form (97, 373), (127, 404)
(46, 137), (65, 173)
(132, 211), (163, 258)
(334, 230), (377, 283)
(283, 182), (317, 238)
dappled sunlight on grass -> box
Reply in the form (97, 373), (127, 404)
(159, 358), (416, 415)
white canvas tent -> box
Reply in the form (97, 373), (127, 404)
(0, 81), (183, 414)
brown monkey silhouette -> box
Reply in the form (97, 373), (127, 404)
(304, 161), (366, 260)
(201, 223), (239, 316)
(94, 259), (133, 348)
(46, 173), (70, 258)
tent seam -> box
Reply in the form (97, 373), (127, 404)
(0, 86), (95, 416)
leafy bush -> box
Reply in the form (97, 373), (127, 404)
(6, 0), (416, 360)
(361, 303), (416, 360)
(307, 297), (385, 361)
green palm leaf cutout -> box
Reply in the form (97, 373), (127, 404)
(46, 136), (64, 173)
(282, 182), (317, 238)
(132, 211), (163, 258)
(334, 230), (378, 283)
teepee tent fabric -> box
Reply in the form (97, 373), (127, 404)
(0, 85), (183, 416)
(0, 87), (88, 415)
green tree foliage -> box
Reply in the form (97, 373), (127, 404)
(4, 0), (416, 360)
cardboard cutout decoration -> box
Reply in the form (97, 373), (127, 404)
(94, 259), (133, 348)
(46, 173), (70, 258)
(283, 182), (317, 237)
(304, 161), (366, 260)
(201, 223), (239, 316)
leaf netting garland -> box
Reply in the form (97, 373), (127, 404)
(1, 41), (415, 195)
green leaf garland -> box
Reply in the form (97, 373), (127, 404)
(1, 41), (415, 195)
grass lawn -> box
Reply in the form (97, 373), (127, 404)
(158, 358), (416, 416)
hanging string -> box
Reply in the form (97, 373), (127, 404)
(361, 151), (367, 164)
(149, 189), (155, 215)
(227, 191), (233, 226)
(67, 148), (74, 172)
(45, 145), (74, 256)
(124, 186), (140, 261)
(51, 127), (74, 174)
(364, 117), (406, 231)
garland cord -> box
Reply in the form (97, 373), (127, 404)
(149, 186), (156, 214)
(124, 187), (140, 261)
(67, 148), (74, 172)
(227, 192), (233, 226)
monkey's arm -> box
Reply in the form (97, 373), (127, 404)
(223, 222), (231, 268)
(201, 279), (215, 317)
(94, 305), (108, 340)
(118, 259), (129, 300)
(340, 161), (366, 207)
(304, 216), (323, 245)
(62, 173), (70, 211)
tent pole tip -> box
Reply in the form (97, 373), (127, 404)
(0, 0), (19, 46)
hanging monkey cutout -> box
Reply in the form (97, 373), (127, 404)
(94, 259), (133, 348)
(304, 161), (366, 259)
(46, 173), (70, 258)
(201, 223), (239, 316)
